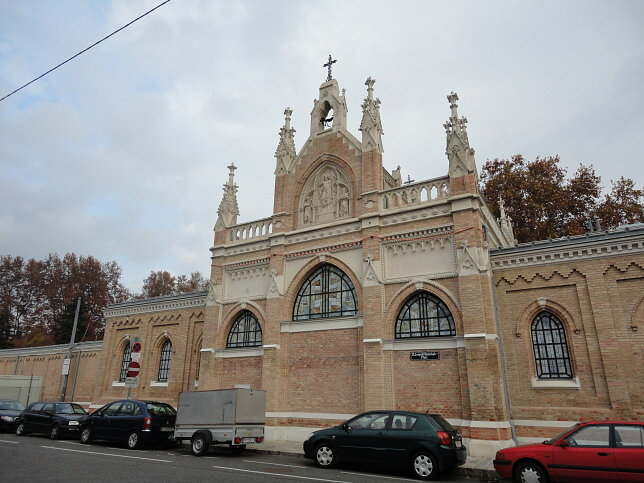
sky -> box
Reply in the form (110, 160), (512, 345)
(1, 0), (642, 293)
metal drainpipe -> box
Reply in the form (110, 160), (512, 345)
(489, 269), (519, 445)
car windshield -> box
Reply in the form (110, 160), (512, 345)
(146, 403), (176, 416)
(55, 403), (88, 415)
(0, 400), (25, 411)
(544, 424), (580, 444)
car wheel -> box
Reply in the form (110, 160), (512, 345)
(191, 433), (209, 456)
(314, 443), (336, 468)
(49, 425), (61, 440)
(411, 451), (439, 481)
(80, 427), (93, 444)
(126, 431), (140, 449)
(514, 461), (549, 483)
(16, 422), (26, 436)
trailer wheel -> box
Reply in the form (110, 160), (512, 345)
(191, 433), (209, 456)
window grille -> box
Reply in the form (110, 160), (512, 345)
(532, 311), (573, 379)
(227, 311), (262, 348)
(119, 342), (131, 382)
(293, 264), (358, 320)
(157, 340), (172, 382)
(395, 292), (455, 338)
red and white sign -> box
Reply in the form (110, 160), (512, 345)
(126, 361), (141, 378)
(132, 341), (142, 353)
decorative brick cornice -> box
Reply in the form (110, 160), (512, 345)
(0, 341), (103, 358)
(103, 291), (207, 318)
(490, 226), (644, 270)
(284, 240), (362, 260)
(285, 221), (362, 245)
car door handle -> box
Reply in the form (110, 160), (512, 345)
(597, 452), (610, 456)
(377, 432), (385, 436)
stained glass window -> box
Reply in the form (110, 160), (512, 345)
(293, 264), (358, 320)
(532, 312), (572, 379)
(395, 292), (455, 338)
(227, 311), (262, 348)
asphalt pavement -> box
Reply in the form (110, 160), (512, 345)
(246, 439), (499, 481)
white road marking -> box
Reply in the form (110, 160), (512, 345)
(0, 439), (19, 444)
(243, 460), (308, 469)
(212, 465), (352, 482)
(41, 445), (172, 462)
(339, 470), (415, 481)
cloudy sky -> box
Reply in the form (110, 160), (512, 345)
(1, 0), (642, 292)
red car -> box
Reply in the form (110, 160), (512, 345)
(493, 421), (644, 483)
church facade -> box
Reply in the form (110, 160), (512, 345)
(1, 73), (642, 457)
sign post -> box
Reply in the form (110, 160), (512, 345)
(126, 338), (142, 398)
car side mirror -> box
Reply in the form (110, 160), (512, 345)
(559, 439), (568, 447)
(342, 422), (351, 432)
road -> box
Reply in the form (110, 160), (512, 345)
(0, 433), (475, 482)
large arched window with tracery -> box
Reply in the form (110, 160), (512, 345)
(395, 292), (455, 338)
(227, 311), (262, 348)
(532, 311), (572, 379)
(119, 342), (131, 382)
(293, 264), (358, 320)
(157, 340), (172, 382)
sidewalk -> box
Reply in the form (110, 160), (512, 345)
(246, 439), (498, 480)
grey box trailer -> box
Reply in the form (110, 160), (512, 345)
(174, 388), (266, 456)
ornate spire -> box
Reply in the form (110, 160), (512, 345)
(214, 164), (239, 231)
(275, 107), (297, 174)
(498, 196), (516, 245)
(444, 91), (477, 180)
(359, 77), (384, 153)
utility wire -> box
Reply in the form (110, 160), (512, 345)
(0, 0), (172, 103)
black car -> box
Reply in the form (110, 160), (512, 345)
(0, 399), (25, 431)
(15, 401), (88, 439)
(79, 399), (176, 449)
(303, 410), (467, 481)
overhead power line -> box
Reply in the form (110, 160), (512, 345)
(0, 0), (172, 103)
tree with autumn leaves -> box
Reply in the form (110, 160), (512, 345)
(0, 254), (209, 348)
(480, 155), (643, 244)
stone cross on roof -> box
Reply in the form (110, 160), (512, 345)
(323, 54), (337, 82)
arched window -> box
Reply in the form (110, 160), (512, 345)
(157, 340), (172, 382)
(395, 292), (455, 338)
(227, 311), (262, 348)
(532, 312), (572, 379)
(119, 342), (131, 382)
(293, 264), (358, 320)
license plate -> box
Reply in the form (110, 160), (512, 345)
(241, 437), (256, 444)
(455, 440), (462, 448)
(161, 427), (173, 432)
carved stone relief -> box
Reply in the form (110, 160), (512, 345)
(299, 163), (352, 226)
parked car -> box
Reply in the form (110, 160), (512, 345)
(303, 410), (466, 480)
(0, 399), (25, 431)
(79, 399), (176, 449)
(493, 421), (644, 483)
(15, 401), (88, 439)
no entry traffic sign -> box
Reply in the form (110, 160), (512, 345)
(126, 361), (141, 378)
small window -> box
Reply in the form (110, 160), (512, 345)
(118, 402), (135, 416)
(227, 311), (262, 348)
(615, 425), (644, 448)
(103, 401), (122, 416)
(119, 342), (132, 382)
(568, 425), (610, 447)
(31, 402), (45, 412)
(395, 292), (455, 338)
(157, 340), (172, 382)
(391, 413), (418, 431)
(348, 413), (390, 431)
(531, 312), (573, 379)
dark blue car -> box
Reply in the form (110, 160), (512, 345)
(15, 401), (88, 439)
(0, 399), (25, 431)
(79, 399), (176, 449)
